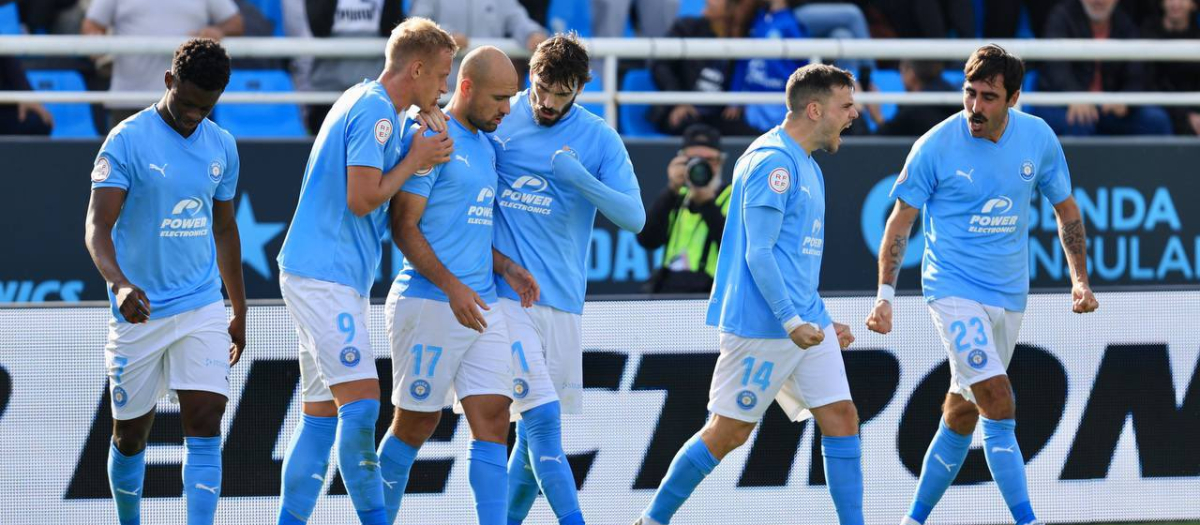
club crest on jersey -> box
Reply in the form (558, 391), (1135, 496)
(513, 378), (530, 399)
(340, 346), (361, 367)
(968, 349), (988, 369)
(374, 118), (393, 145)
(1020, 160), (1035, 181)
(208, 160), (224, 183)
(769, 168), (790, 194)
(736, 390), (758, 410)
(112, 386), (128, 408)
(410, 379), (432, 401)
(92, 157), (111, 182)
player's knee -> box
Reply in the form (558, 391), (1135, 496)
(112, 432), (148, 456)
(703, 418), (754, 457)
(816, 401), (859, 437)
(390, 410), (440, 447)
(973, 380), (1016, 420)
(182, 402), (226, 437)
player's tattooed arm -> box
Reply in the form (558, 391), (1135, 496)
(878, 199), (919, 287)
(86, 187), (150, 323)
(392, 191), (489, 332)
(1053, 196), (1098, 313)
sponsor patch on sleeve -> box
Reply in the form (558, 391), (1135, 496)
(374, 118), (393, 145)
(768, 167), (790, 194)
(91, 157), (111, 182)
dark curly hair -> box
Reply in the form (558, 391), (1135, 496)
(172, 38), (231, 92)
(529, 32), (592, 90)
(964, 44), (1024, 101)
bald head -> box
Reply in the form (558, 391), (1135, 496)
(458, 46), (518, 90)
(452, 46), (518, 133)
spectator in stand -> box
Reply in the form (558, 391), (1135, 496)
(728, 0), (809, 133)
(981, 0), (1055, 38)
(1035, 0), (1173, 135)
(593, 0), (679, 37)
(1142, 0), (1200, 135)
(301, 0), (402, 133)
(82, 0), (244, 129)
(648, 0), (760, 136)
(0, 56), (53, 135)
(872, 0), (974, 38)
(867, 59), (959, 136)
(409, 0), (547, 55)
(520, 0), (549, 26)
(17, 0), (83, 34)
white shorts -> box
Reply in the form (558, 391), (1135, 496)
(386, 295), (512, 412)
(927, 296), (1024, 404)
(105, 301), (231, 420)
(499, 298), (584, 415)
(280, 272), (377, 403)
(708, 325), (852, 423)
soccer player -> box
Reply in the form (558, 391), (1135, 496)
(273, 17), (456, 525)
(636, 64), (864, 525)
(493, 33), (646, 525)
(84, 38), (244, 525)
(376, 45), (532, 525)
(865, 44), (1099, 525)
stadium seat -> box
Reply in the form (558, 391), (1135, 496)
(0, 2), (21, 35)
(678, 0), (705, 18)
(618, 68), (667, 138)
(548, 0), (592, 37)
(25, 70), (99, 139)
(242, 0), (283, 36)
(215, 70), (307, 138)
(581, 76), (605, 117)
(872, 68), (904, 129)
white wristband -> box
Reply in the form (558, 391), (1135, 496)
(783, 315), (807, 334)
(877, 284), (896, 303)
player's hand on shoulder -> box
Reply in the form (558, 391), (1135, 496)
(500, 259), (540, 308)
(865, 299), (893, 334)
(1071, 283), (1099, 314)
(408, 121), (453, 172)
(227, 312), (246, 366)
(833, 322), (854, 350)
(447, 282), (489, 333)
(113, 280), (150, 324)
(789, 323), (824, 349)
(414, 108), (448, 133)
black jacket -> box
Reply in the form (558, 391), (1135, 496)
(1040, 0), (1147, 93)
(647, 17), (734, 126)
(306, 0), (404, 37)
(877, 77), (961, 136)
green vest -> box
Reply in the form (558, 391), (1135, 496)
(662, 185), (733, 277)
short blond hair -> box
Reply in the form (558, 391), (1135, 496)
(384, 17), (458, 71)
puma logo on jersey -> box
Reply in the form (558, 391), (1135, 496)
(954, 168), (974, 183)
(455, 154), (471, 167)
(492, 135), (513, 150)
(149, 163), (168, 177)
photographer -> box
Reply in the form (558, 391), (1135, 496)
(637, 124), (732, 293)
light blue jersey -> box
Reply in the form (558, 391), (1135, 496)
(706, 127), (831, 339)
(91, 106), (239, 322)
(277, 80), (406, 297)
(393, 117), (498, 302)
(491, 90), (639, 314)
(891, 109), (1072, 312)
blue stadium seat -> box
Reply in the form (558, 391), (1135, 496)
(25, 70), (99, 138)
(678, 0), (705, 18)
(214, 69), (306, 138)
(618, 68), (667, 138)
(872, 68), (904, 130)
(548, 0), (592, 36)
(0, 2), (21, 35)
(243, 0), (283, 36)
(581, 76), (605, 117)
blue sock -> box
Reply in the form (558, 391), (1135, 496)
(278, 414), (337, 524)
(908, 419), (971, 524)
(522, 402), (584, 525)
(645, 434), (719, 524)
(982, 417), (1037, 525)
(108, 440), (145, 525)
(336, 399), (387, 525)
(378, 432), (420, 525)
(469, 440), (509, 525)
(183, 436), (223, 525)
(507, 421), (539, 525)
(821, 435), (864, 525)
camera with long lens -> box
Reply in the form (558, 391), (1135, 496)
(685, 156), (714, 187)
